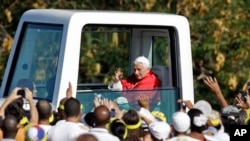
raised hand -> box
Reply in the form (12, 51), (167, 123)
(203, 76), (222, 95)
(235, 92), (249, 109)
(203, 76), (228, 108)
(137, 95), (150, 110)
(114, 68), (123, 82)
(66, 82), (73, 98)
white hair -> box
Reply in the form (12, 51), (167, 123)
(134, 56), (151, 68)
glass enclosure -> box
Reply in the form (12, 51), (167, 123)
(77, 25), (178, 123)
(77, 88), (178, 123)
(5, 23), (63, 102)
(78, 25), (130, 88)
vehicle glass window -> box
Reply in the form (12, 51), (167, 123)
(77, 25), (179, 123)
(142, 31), (173, 87)
(6, 23), (63, 102)
(77, 88), (178, 123)
(152, 36), (170, 67)
(152, 36), (173, 87)
(78, 25), (130, 89)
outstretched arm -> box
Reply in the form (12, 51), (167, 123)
(25, 88), (38, 124)
(203, 76), (228, 108)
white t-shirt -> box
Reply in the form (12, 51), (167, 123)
(88, 128), (120, 141)
(47, 120), (88, 141)
(39, 124), (52, 134)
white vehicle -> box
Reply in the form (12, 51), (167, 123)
(0, 9), (194, 122)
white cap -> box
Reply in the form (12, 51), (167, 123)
(171, 111), (191, 132)
(134, 56), (151, 68)
(149, 121), (170, 140)
(194, 100), (212, 117)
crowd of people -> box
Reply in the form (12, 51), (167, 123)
(0, 56), (250, 141)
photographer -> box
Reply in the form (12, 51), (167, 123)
(0, 87), (38, 141)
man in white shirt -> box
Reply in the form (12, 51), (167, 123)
(47, 97), (88, 141)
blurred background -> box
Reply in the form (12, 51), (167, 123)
(0, 0), (250, 110)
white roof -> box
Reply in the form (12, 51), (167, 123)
(21, 9), (188, 26)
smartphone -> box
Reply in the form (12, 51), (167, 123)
(110, 109), (116, 117)
(17, 89), (25, 97)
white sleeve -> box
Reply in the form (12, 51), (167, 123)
(108, 80), (123, 91)
(139, 107), (156, 122)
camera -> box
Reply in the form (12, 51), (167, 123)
(17, 89), (25, 97)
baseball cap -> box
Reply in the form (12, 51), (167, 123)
(171, 111), (190, 132)
(149, 121), (170, 140)
(151, 111), (167, 122)
(194, 100), (212, 117)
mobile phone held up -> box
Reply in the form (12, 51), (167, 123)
(17, 89), (25, 97)
(110, 109), (116, 117)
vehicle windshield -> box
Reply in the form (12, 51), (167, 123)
(77, 88), (178, 123)
(5, 23), (63, 102)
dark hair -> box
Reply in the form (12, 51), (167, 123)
(64, 97), (81, 117)
(221, 109), (246, 134)
(122, 109), (140, 125)
(84, 112), (95, 127)
(5, 97), (25, 122)
(36, 99), (52, 120)
(110, 119), (127, 140)
(1, 114), (18, 138)
(122, 109), (142, 141)
(187, 108), (207, 133)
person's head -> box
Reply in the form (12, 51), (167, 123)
(93, 105), (110, 127)
(187, 108), (208, 133)
(171, 111), (191, 133)
(64, 97), (81, 119)
(151, 111), (167, 122)
(133, 56), (151, 80)
(122, 109), (142, 140)
(193, 100), (212, 118)
(5, 97), (26, 123)
(109, 119), (128, 140)
(36, 99), (52, 121)
(207, 110), (222, 132)
(221, 105), (241, 133)
(148, 121), (171, 141)
(76, 133), (98, 141)
(57, 97), (68, 120)
(82, 112), (95, 127)
(1, 114), (19, 138)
